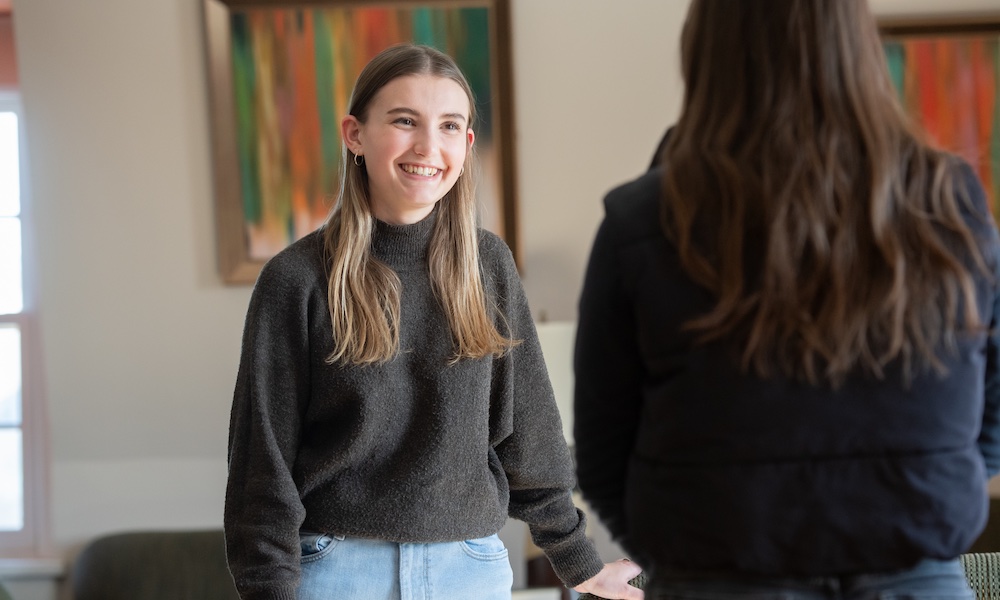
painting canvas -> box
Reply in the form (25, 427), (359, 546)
(881, 20), (1000, 217)
(204, 0), (515, 284)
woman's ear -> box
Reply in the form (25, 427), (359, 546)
(467, 128), (475, 149)
(342, 115), (363, 154)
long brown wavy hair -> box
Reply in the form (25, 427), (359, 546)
(662, 0), (989, 385)
(324, 44), (515, 365)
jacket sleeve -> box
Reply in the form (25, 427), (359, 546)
(953, 161), (1000, 480)
(224, 255), (312, 600)
(485, 240), (605, 588)
(971, 170), (1000, 477)
(573, 204), (645, 555)
(982, 286), (1000, 478)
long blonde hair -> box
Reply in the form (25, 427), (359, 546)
(662, 0), (990, 385)
(323, 44), (514, 365)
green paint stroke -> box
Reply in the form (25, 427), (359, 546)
(883, 41), (905, 99)
(456, 8), (492, 138)
(313, 9), (340, 197)
(412, 8), (435, 47)
(230, 13), (262, 225)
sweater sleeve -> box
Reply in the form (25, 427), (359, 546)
(224, 253), (313, 600)
(573, 203), (646, 556)
(484, 238), (604, 588)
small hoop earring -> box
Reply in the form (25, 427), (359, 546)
(354, 153), (364, 166)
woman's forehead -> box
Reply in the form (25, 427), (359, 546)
(368, 74), (472, 118)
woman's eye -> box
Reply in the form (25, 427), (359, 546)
(394, 118), (414, 126)
(443, 122), (461, 131)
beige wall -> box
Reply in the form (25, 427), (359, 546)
(8, 0), (999, 571)
(512, 0), (686, 321)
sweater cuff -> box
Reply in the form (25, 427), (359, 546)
(545, 537), (605, 588)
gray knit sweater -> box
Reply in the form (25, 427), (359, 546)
(224, 212), (603, 600)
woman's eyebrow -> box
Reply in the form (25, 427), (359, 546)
(387, 107), (419, 116)
(386, 107), (467, 123)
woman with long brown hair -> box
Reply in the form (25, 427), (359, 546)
(225, 44), (642, 600)
(575, 0), (1000, 597)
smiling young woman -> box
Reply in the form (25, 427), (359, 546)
(342, 74), (474, 226)
(223, 44), (642, 600)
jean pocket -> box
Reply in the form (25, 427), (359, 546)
(299, 531), (343, 563)
(460, 534), (508, 561)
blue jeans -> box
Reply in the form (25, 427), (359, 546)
(297, 532), (514, 600)
(650, 558), (973, 600)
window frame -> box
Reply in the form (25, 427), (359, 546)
(0, 90), (50, 558)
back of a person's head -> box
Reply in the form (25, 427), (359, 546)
(675, 0), (899, 147)
(662, 0), (989, 386)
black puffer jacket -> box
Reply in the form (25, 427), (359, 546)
(574, 163), (1000, 576)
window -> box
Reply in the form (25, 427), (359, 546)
(0, 91), (46, 557)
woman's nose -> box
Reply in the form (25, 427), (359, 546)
(413, 128), (437, 157)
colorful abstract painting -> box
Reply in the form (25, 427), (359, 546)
(232, 6), (495, 260)
(883, 27), (1000, 216)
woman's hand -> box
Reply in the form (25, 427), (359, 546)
(572, 558), (645, 599)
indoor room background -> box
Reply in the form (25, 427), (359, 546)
(2, 0), (999, 597)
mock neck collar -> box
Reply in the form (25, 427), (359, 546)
(370, 209), (436, 270)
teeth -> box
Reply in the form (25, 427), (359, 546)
(401, 164), (440, 176)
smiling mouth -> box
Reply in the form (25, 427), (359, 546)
(400, 164), (441, 177)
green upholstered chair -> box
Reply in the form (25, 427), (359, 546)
(70, 530), (240, 600)
(961, 552), (1000, 599)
